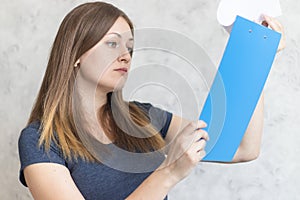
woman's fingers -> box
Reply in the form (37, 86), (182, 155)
(180, 121), (203, 136)
(188, 139), (207, 162)
(188, 128), (208, 160)
(197, 120), (207, 129)
(196, 149), (206, 160)
(263, 15), (283, 32)
(262, 15), (286, 52)
(193, 128), (209, 142)
(163, 120), (208, 166)
(179, 120), (207, 140)
(191, 138), (206, 152)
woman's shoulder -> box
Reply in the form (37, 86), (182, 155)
(130, 100), (170, 114)
(21, 120), (41, 131)
(18, 120), (63, 156)
(18, 121), (42, 145)
(130, 100), (152, 110)
(130, 100), (173, 138)
(18, 120), (66, 186)
(18, 120), (62, 154)
(130, 100), (172, 116)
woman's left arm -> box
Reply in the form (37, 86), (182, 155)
(232, 15), (286, 162)
(231, 93), (264, 162)
(165, 16), (286, 163)
(165, 108), (263, 163)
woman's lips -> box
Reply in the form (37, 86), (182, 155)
(114, 68), (128, 73)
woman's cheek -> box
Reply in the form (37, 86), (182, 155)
(97, 69), (128, 91)
(79, 49), (117, 84)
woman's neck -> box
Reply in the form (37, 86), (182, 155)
(74, 82), (113, 144)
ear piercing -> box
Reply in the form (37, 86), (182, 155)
(74, 59), (80, 67)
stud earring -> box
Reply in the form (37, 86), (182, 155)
(74, 59), (80, 67)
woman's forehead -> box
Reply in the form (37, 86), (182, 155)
(105, 32), (134, 41)
(105, 17), (133, 39)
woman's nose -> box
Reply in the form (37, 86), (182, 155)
(117, 47), (131, 63)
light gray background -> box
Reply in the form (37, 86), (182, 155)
(1, 0), (299, 199)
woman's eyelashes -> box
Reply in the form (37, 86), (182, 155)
(126, 46), (133, 54)
(105, 41), (119, 48)
(105, 40), (133, 54)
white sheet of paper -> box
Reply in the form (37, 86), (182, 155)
(217, 0), (282, 27)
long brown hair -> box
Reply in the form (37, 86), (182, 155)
(27, 2), (165, 162)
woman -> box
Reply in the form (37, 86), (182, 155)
(18, 2), (285, 200)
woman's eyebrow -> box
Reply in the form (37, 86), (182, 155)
(106, 32), (134, 41)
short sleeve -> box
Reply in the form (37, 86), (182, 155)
(18, 121), (66, 187)
(132, 101), (173, 139)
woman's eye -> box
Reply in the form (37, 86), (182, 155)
(127, 46), (133, 53)
(106, 41), (119, 48)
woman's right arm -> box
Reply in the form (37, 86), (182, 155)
(24, 163), (85, 200)
(126, 121), (208, 200)
(24, 121), (207, 200)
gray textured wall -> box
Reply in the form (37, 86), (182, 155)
(1, 0), (299, 199)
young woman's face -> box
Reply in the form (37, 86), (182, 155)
(78, 17), (134, 93)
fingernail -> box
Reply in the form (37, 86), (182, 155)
(202, 120), (207, 127)
(262, 20), (269, 27)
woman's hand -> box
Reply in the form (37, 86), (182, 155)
(159, 120), (209, 185)
(262, 15), (286, 52)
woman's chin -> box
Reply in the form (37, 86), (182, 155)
(113, 78), (127, 91)
(113, 84), (125, 91)
(98, 83), (126, 93)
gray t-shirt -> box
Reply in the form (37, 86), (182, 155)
(18, 101), (172, 200)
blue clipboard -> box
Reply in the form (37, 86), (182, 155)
(200, 16), (281, 162)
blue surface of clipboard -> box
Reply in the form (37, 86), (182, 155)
(200, 16), (281, 162)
